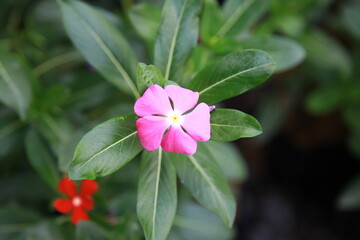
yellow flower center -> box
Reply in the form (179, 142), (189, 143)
(167, 110), (184, 127)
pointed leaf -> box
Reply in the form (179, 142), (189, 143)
(154, 0), (202, 82)
(69, 115), (143, 180)
(137, 150), (177, 240)
(210, 108), (262, 141)
(137, 63), (165, 94)
(0, 44), (32, 119)
(25, 129), (60, 191)
(167, 144), (236, 227)
(59, 0), (139, 98)
(188, 49), (275, 105)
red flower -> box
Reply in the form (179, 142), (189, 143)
(53, 177), (98, 224)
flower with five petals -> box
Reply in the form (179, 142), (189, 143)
(53, 177), (98, 225)
(134, 84), (212, 155)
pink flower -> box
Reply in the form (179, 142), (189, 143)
(134, 85), (211, 155)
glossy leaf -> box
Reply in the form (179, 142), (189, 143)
(202, 141), (248, 181)
(167, 144), (236, 227)
(137, 63), (165, 94)
(154, 0), (202, 82)
(188, 49), (275, 104)
(210, 108), (262, 141)
(241, 36), (305, 73)
(69, 115), (143, 180)
(217, 0), (269, 38)
(25, 129), (60, 191)
(137, 150), (177, 240)
(0, 44), (32, 119)
(60, 0), (139, 98)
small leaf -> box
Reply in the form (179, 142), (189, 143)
(69, 115), (143, 180)
(241, 36), (305, 73)
(201, 141), (248, 181)
(154, 0), (202, 82)
(217, 0), (269, 38)
(210, 108), (262, 141)
(188, 49), (275, 105)
(137, 63), (165, 94)
(59, 0), (139, 98)
(137, 150), (177, 240)
(25, 129), (60, 191)
(0, 44), (32, 119)
(167, 144), (236, 227)
(201, 0), (223, 43)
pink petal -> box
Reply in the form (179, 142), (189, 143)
(165, 85), (199, 114)
(182, 103), (211, 141)
(134, 85), (172, 117)
(161, 127), (197, 155)
(136, 116), (169, 151)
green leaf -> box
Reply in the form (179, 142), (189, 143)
(188, 49), (275, 105)
(167, 144), (236, 227)
(128, 3), (161, 50)
(337, 175), (360, 210)
(210, 108), (262, 141)
(170, 202), (234, 240)
(217, 0), (269, 38)
(202, 141), (248, 181)
(25, 221), (65, 240)
(241, 36), (305, 73)
(137, 63), (165, 94)
(137, 150), (177, 240)
(76, 221), (109, 240)
(69, 115), (143, 180)
(0, 44), (32, 119)
(25, 129), (60, 191)
(59, 0), (140, 98)
(154, 0), (202, 82)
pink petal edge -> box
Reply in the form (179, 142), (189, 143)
(165, 85), (199, 114)
(134, 85), (172, 117)
(161, 127), (197, 155)
(182, 103), (211, 142)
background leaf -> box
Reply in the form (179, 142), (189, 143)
(0, 44), (32, 119)
(202, 141), (248, 181)
(188, 49), (275, 104)
(128, 3), (161, 51)
(76, 221), (109, 240)
(241, 36), (305, 73)
(217, 0), (269, 38)
(210, 108), (262, 141)
(137, 150), (177, 240)
(167, 144), (236, 227)
(154, 0), (202, 82)
(69, 115), (143, 180)
(25, 129), (60, 191)
(60, 0), (139, 98)
(169, 202), (234, 240)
